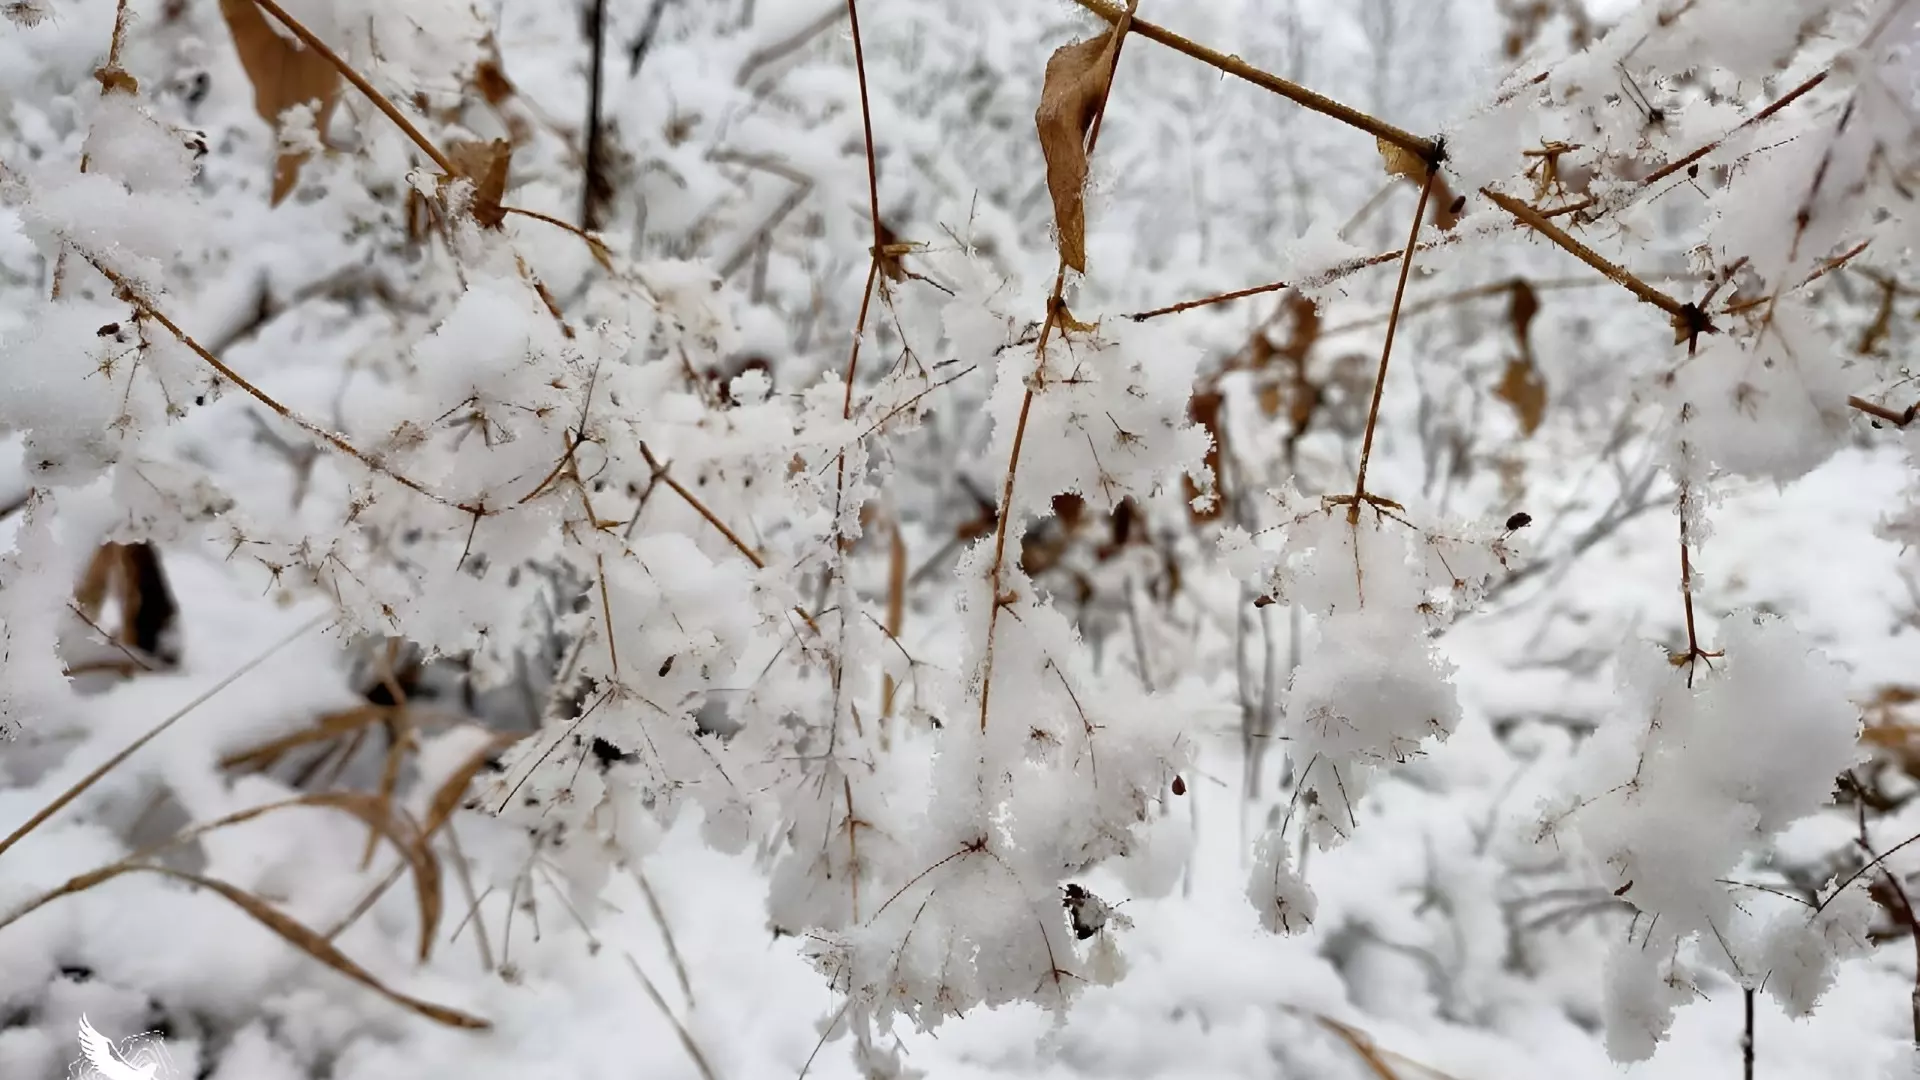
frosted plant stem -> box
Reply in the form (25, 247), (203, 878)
(978, 0), (1136, 733)
(1348, 169), (1436, 523)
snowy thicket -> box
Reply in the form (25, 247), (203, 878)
(3, 0), (1920, 1077)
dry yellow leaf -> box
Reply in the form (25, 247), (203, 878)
(1035, 31), (1118, 273)
(218, 0), (342, 205)
(1495, 357), (1548, 436)
(445, 138), (513, 229)
(1376, 136), (1426, 183)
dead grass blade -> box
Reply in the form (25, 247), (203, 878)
(218, 703), (396, 771)
(362, 710), (412, 869)
(0, 613), (329, 863)
(1318, 1013), (1404, 1080)
(1036, 30), (1120, 272)
(157, 867), (488, 1028)
(1304, 1012), (1466, 1080)
(411, 730), (522, 963)
(0, 791), (457, 1007)
(305, 790), (442, 963)
(624, 950), (721, 1080)
(422, 730), (525, 841)
(217, 0), (343, 204)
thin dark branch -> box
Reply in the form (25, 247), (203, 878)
(582, 0), (611, 230)
(627, 0), (673, 77)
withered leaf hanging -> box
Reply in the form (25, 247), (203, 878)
(1035, 30), (1120, 273)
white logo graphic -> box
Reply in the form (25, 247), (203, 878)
(72, 1015), (175, 1080)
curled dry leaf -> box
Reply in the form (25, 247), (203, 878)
(74, 542), (178, 661)
(1495, 357), (1547, 436)
(1376, 136), (1427, 183)
(218, 0), (343, 206)
(445, 138), (513, 229)
(1036, 31), (1119, 272)
(1496, 279), (1547, 435)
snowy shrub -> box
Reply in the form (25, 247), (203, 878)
(3, 0), (1920, 1076)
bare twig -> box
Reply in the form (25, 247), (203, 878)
(1126, 231), (1470, 321)
(1851, 394), (1920, 428)
(82, 253), (475, 513)
(1481, 186), (1707, 338)
(735, 3), (845, 86)
(1348, 169), (1437, 519)
(1643, 69), (1830, 187)
(978, 1), (1136, 734)
(581, 0), (611, 230)
(51, 0), (135, 300)
(1067, 0), (1438, 165)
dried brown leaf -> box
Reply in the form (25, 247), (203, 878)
(1035, 32), (1118, 272)
(473, 36), (517, 107)
(1377, 136), (1426, 183)
(218, 0), (342, 206)
(445, 138), (512, 229)
(1495, 357), (1548, 436)
(1186, 390), (1226, 524)
(1495, 279), (1547, 435)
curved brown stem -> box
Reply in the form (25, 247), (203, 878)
(1349, 169), (1436, 522)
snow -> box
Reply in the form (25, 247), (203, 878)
(4, 0), (1920, 1076)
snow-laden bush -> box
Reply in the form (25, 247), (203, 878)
(4, 0), (1920, 1076)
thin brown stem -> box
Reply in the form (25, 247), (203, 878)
(978, 2), (1136, 734)
(1126, 231), (1469, 322)
(1349, 169), (1436, 521)
(1482, 186), (1702, 332)
(1850, 795), (1920, 1049)
(1850, 394), (1919, 428)
(1067, 0), (1438, 165)
(1129, 278), (1293, 321)
(52, 0), (135, 301)
(839, 0), (885, 422)
(636, 444), (764, 570)
(1643, 70), (1830, 188)
(633, 445), (821, 636)
(1723, 239), (1872, 315)
(1674, 481), (1720, 687)
(83, 253), (472, 512)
